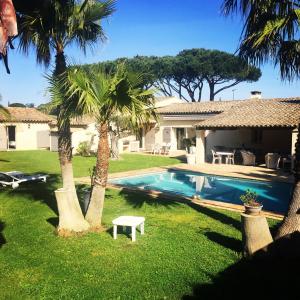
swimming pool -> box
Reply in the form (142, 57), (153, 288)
(110, 170), (293, 214)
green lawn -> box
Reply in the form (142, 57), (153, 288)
(0, 151), (279, 299)
(0, 150), (182, 178)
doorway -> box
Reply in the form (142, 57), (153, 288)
(176, 128), (185, 150)
(7, 126), (16, 149)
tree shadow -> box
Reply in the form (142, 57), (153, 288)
(106, 225), (133, 240)
(6, 173), (61, 214)
(119, 189), (182, 209)
(119, 188), (241, 231)
(232, 170), (293, 182)
(187, 202), (241, 231)
(47, 217), (59, 228)
(204, 231), (242, 252)
(183, 231), (300, 300)
(0, 220), (6, 249)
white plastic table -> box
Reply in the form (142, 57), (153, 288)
(216, 151), (235, 164)
(112, 216), (145, 242)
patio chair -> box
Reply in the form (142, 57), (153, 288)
(0, 171), (48, 189)
(240, 150), (256, 166)
(211, 150), (221, 164)
(225, 150), (236, 165)
(162, 143), (171, 155)
(151, 144), (161, 155)
(265, 153), (281, 169)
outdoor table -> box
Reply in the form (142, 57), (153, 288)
(216, 151), (235, 164)
(112, 216), (145, 242)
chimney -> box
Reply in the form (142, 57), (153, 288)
(250, 91), (262, 99)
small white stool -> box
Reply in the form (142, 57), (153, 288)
(112, 216), (145, 242)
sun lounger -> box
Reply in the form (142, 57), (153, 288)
(0, 171), (48, 189)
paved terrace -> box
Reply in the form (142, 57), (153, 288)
(76, 163), (293, 183)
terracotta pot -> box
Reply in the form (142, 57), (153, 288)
(244, 204), (263, 216)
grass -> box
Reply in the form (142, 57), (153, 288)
(0, 150), (182, 178)
(0, 150), (280, 299)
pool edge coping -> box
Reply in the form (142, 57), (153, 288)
(106, 183), (284, 221)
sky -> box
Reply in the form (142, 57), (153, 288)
(0, 0), (299, 106)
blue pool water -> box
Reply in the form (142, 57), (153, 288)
(110, 170), (293, 213)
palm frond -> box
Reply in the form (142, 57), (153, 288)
(222, 0), (300, 80)
(49, 63), (157, 131)
(16, 0), (115, 67)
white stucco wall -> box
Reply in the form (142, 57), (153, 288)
(291, 129), (298, 155)
(17, 123), (50, 150)
(0, 122), (50, 150)
(205, 129), (251, 155)
(50, 123), (99, 153)
(0, 125), (6, 150)
(72, 123), (99, 153)
(144, 119), (198, 151)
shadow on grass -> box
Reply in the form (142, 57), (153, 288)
(106, 225), (133, 240)
(183, 231), (300, 300)
(47, 217), (59, 228)
(204, 231), (242, 252)
(0, 220), (6, 248)
(120, 188), (241, 231)
(188, 202), (241, 231)
(7, 173), (61, 214)
(0, 159), (10, 162)
(119, 189), (182, 209)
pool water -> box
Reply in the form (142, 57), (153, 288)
(110, 170), (293, 213)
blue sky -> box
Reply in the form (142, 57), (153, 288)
(0, 0), (299, 106)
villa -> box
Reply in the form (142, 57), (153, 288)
(0, 107), (98, 152)
(0, 107), (53, 151)
(141, 93), (300, 164)
(1, 93), (299, 165)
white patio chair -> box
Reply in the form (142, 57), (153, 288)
(211, 150), (221, 164)
(225, 150), (236, 165)
(151, 144), (161, 155)
(162, 143), (171, 155)
(0, 171), (48, 189)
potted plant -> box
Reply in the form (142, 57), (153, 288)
(240, 189), (263, 215)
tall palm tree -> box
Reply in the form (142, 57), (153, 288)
(222, 0), (300, 238)
(49, 64), (156, 228)
(14, 0), (115, 233)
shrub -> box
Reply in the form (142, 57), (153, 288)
(76, 141), (90, 157)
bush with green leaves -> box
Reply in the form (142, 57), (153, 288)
(240, 189), (261, 207)
(76, 141), (91, 157)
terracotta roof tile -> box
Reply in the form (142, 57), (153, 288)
(195, 98), (300, 128)
(0, 107), (54, 123)
(49, 115), (96, 126)
(157, 100), (240, 114)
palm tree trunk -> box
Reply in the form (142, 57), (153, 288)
(55, 50), (89, 233)
(276, 125), (300, 238)
(208, 82), (215, 101)
(85, 122), (110, 228)
(110, 130), (119, 160)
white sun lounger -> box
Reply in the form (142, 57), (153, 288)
(0, 171), (48, 189)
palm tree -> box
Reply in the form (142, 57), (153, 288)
(222, 0), (300, 238)
(14, 0), (115, 233)
(49, 64), (156, 228)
